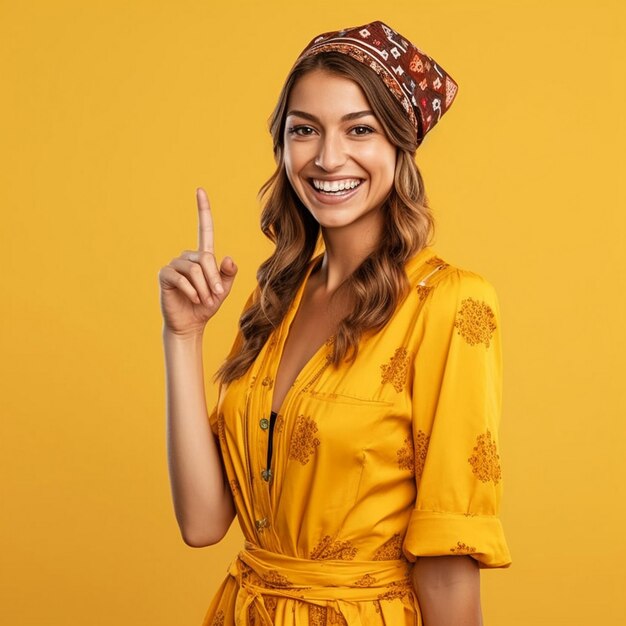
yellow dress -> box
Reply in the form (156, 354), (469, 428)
(202, 245), (511, 626)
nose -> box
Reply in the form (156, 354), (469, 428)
(314, 131), (347, 171)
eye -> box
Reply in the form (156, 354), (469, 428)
(350, 125), (375, 136)
(286, 125), (316, 136)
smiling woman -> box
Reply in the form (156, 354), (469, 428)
(158, 18), (510, 626)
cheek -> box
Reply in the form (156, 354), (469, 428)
(283, 151), (310, 203)
(361, 141), (395, 165)
(283, 156), (299, 189)
(370, 148), (397, 187)
(284, 145), (309, 179)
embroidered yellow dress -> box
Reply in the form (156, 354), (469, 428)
(202, 245), (511, 626)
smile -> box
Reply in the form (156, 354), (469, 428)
(307, 178), (365, 204)
(310, 178), (363, 193)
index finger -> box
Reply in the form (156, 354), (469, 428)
(196, 187), (214, 253)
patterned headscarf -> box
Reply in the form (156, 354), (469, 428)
(294, 20), (459, 146)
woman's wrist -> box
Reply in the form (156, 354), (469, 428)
(162, 325), (205, 343)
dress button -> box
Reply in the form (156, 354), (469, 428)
(261, 468), (273, 481)
(259, 418), (270, 430)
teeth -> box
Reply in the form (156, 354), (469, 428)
(312, 178), (362, 192)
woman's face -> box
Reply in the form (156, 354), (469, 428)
(283, 69), (397, 232)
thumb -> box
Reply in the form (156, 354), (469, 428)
(219, 256), (238, 287)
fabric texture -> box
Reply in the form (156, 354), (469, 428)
(202, 246), (511, 626)
(294, 20), (459, 146)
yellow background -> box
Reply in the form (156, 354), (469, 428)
(2, 1), (624, 624)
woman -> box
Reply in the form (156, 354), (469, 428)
(159, 20), (511, 626)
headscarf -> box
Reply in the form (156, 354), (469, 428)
(294, 20), (459, 146)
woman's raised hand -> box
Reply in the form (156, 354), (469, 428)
(158, 188), (238, 336)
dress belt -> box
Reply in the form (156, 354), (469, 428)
(227, 541), (415, 626)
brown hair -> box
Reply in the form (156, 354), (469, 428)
(213, 51), (435, 385)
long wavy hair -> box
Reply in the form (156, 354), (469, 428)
(213, 51), (435, 385)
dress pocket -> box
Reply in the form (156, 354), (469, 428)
(293, 390), (399, 462)
(307, 390), (395, 407)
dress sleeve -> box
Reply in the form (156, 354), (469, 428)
(402, 268), (512, 568)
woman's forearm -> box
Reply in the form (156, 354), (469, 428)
(412, 555), (483, 626)
(163, 327), (235, 547)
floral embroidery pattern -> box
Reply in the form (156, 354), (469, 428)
(468, 430), (502, 484)
(239, 560), (263, 587)
(397, 437), (414, 474)
(248, 604), (257, 626)
(380, 347), (410, 392)
(454, 297), (497, 347)
(309, 605), (326, 626)
(355, 573), (377, 587)
(263, 569), (292, 588)
(211, 610), (224, 626)
(289, 415), (320, 465)
(450, 541), (477, 555)
(261, 376), (273, 389)
(376, 579), (413, 602)
(229, 478), (240, 496)
(217, 412), (226, 445)
(414, 430), (430, 481)
(264, 596), (277, 621)
(310, 535), (357, 560)
(309, 605), (348, 626)
(425, 255), (449, 268)
(373, 534), (404, 560)
(397, 430), (430, 479)
(416, 284), (433, 301)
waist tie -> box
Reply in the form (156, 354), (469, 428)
(227, 541), (415, 626)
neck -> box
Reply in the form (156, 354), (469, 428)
(314, 211), (384, 293)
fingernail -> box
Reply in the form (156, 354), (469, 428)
(215, 282), (224, 294)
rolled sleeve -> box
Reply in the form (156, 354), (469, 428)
(402, 268), (512, 569)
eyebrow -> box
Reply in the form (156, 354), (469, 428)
(286, 110), (376, 123)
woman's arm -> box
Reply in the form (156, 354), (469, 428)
(159, 188), (239, 547)
(163, 328), (236, 547)
(412, 555), (483, 626)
